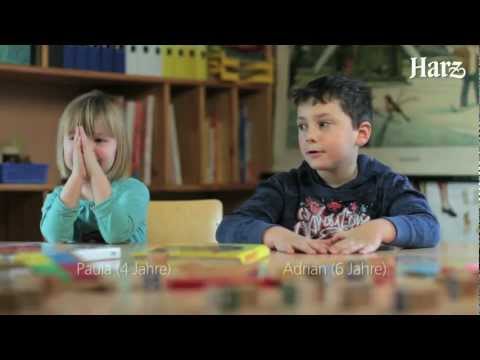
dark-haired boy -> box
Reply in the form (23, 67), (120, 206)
(217, 75), (440, 255)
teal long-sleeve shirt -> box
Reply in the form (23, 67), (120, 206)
(40, 177), (150, 244)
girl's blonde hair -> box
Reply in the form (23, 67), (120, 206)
(56, 90), (130, 181)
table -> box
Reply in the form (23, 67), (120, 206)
(1, 242), (478, 315)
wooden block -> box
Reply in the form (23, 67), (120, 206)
(438, 270), (477, 299)
(0, 260), (26, 270)
(373, 263), (396, 286)
(142, 272), (162, 292)
(166, 278), (207, 291)
(208, 286), (241, 313)
(296, 278), (326, 306)
(256, 277), (282, 288)
(0, 291), (18, 313)
(71, 278), (116, 293)
(42, 277), (71, 294)
(345, 261), (368, 282)
(394, 282), (441, 312)
(281, 281), (298, 307)
(341, 283), (372, 309)
(12, 284), (45, 308)
(237, 285), (259, 307)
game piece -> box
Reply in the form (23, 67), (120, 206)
(0, 290), (18, 313)
(345, 261), (368, 282)
(281, 281), (298, 307)
(394, 282), (441, 313)
(341, 282), (372, 309)
(218, 287), (241, 312)
(373, 263), (395, 286)
(256, 277), (282, 288)
(394, 289), (407, 312)
(301, 267), (329, 304)
(0, 259), (25, 270)
(438, 270), (477, 299)
(14, 252), (52, 267)
(237, 285), (259, 307)
(443, 277), (461, 300)
(59, 263), (114, 292)
(143, 272), (162, 291)
(11, 274), (46, 308)
(166, 278), (207, 291)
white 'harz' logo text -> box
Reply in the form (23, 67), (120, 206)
(410, 57), (466, 79)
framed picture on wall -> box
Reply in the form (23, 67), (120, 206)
(273, 45), (478, 176)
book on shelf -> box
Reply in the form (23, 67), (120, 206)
(163, 45), (175, 78)
(126, 45), (138, 75)
(135, 45), (162, 76)
(87, 45), (101, 71)
(131, 100), (146, 180)
(185, 45), (196, 80)
(123, 95), (155, 184)
(240, 61), (274, 84)
(143, 95), (155, 186)
(223, 45), (267, 62)
(124, 99), (136, 165)
(166, 103), (182, 186)
(194, 45), (208, 80)
(112, 45), (126, 73)
(207, 46), (240, 82)
(208, 45), (273, 84)
(0, 45), (33, 66)
(200, 114), (213, 184)
(213, 113), (225, 183)
(99, 45), (113, 72)
(200, 112), (236, 185)
(239, 103), (249, 183)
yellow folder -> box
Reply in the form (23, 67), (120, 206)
(195, 45), (208, 80)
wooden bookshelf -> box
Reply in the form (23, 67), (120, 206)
(0, 64), (270, 93)
(0, 184), (52, 192)
(0, 45), (274, 242)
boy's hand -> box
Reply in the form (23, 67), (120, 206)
(72, 127), (87, 181)
(79, 126), (103, 177)
(328, 219), (396, 255)
(264, 226), (333, 255)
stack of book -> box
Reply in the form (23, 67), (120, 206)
(207, 46), (240, 82)
(238, 103), (255, 183)
(239, 61), (274, 84)
(48, 45), (125, 73)
(224, 45), (273, 84)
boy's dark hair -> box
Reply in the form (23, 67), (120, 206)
(291, 75), (373, 128)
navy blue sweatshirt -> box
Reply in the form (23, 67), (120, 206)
(217, 155), (440, 248)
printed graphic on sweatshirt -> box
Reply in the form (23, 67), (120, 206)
(294, 197), (371, 239)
